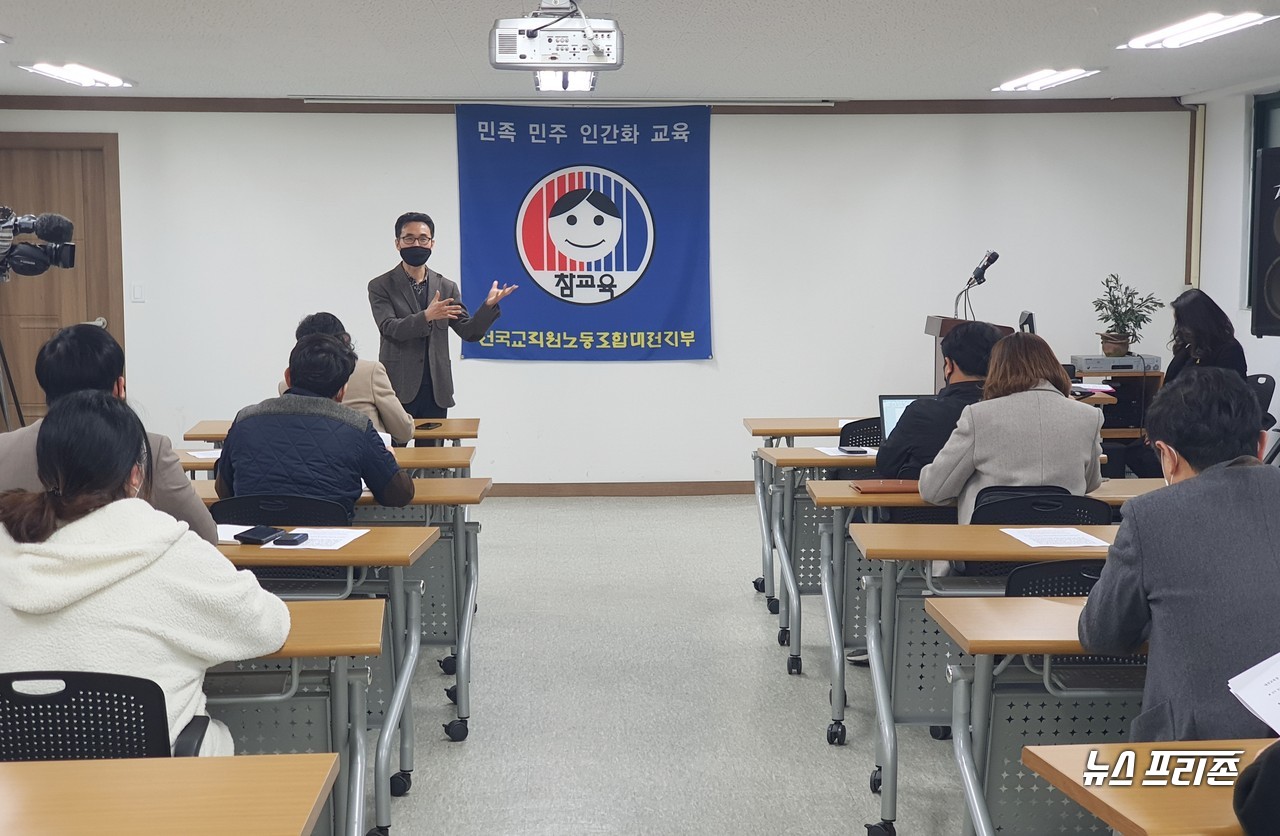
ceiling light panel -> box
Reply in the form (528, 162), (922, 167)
(17, 62), (133, 88)
(993, 68), (1100, 93)
(1120, 12), (1279, 49)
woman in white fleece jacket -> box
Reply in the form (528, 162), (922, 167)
(0, 390), (290, 756)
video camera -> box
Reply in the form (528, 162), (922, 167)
(0, 206), (76, 282)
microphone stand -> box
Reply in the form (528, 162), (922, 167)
(953, 277), (981, 319)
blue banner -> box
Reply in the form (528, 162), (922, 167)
(457, 104), (711, 360)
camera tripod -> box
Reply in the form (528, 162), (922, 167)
(0, 333), (26, 431)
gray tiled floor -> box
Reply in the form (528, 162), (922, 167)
(367, 496), (964, 835)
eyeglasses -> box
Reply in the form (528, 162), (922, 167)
(399, 235), (434, 245)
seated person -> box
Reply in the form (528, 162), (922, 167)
(876, 320), (1003, 479)
(217, 334), (414, 515)
(278, 312), (414, 445)
(0, 391), (289, 756)
(1080, 367), (1280, 742)
(920, 332), (1103, 523)
(0, 324), (217, 544)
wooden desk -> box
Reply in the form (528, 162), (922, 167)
(851, 524), (1116, 562)
(180, 446), (475, 473)
(219, 526), (438, 568)
(758, 446), (877, 469)
(744, 417), (870, 439)
(185, 417), (480, 444)
(194, 477), (493, 507)
(0, 752), (339, 836)
(807, 478), (1160, 509)
(1023, 739), (1271, 836)
(266, 599), (385, 659)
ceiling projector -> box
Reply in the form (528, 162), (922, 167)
(490, 0), (623, 72)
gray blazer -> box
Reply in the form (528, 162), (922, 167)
(368, 264), (500, 409)
(919, 381), (1104, 522)
(1079, 458), (1280, 742)
(0, 420), (218, 545)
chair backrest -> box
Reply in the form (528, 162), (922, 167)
(1249, 373), (1276, 414)
(974, 484), (1069, 508)
(210, 494), (351, 527)
(1005, 559), (1105, 598)
(970, 493), (1113, 526)
(839, 417), (883, 448)
(883, 505), (959, 525)
(0, 671), (172, 761)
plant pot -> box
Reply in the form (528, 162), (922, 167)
(1099, 334), (1131, 357)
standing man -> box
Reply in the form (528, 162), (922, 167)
(368, 212), (517, 420)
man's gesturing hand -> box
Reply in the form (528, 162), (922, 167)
(485, 281), (518, 307)
(425, 291), (464, 321)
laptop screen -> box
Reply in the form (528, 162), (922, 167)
(879, 395), (928, 439)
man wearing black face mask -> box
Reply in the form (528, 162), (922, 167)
(368, 212), (517, 421)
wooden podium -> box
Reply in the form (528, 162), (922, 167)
(925, 316), (1014, 391)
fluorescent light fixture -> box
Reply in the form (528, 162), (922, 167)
(17, 62), (133, 88)
(993, 68), (1100, 92)
(1120, 12), (1279, 49)
(533, 70), (596, 92)
(0, 34), (12, 45)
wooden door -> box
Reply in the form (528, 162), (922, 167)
(0, 133), (124, 427)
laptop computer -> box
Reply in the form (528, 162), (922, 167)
(879, 394), (929, 439)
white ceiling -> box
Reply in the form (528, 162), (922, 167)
(1, 1), (1279, 102)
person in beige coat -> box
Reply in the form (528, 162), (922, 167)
(277, 312), (414, 445)
(920, 332), (1104, 523)
(0, 324), (217, 544)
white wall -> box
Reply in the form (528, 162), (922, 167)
(0, 108), (1192, 483)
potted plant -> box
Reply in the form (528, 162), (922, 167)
(1091, 274), (1164, 357)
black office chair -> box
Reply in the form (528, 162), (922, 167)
(1247, 373), (1276, 431)
(963, 488), (1111, 577)
(834, 417), (883, 480)
(0, 671), (207, 760)
(210, 494), (355, 598)
(1004, 563), (1146, 691)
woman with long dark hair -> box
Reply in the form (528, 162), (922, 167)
(921, 332), (1104, 523)
(0, 390), (289, 756)
(1165, 288), (1247, 385)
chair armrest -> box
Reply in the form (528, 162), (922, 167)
(173, 715), (210, 757)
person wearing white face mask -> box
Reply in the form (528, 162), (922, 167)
(367, 211), (517, 423)
(1079, 367), (1280, 743)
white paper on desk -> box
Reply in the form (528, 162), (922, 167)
(188, 449), (222, 460)
(1073, 383), (1116, 393)
(216, 524), (251, 544)
(814, 446), (879, 457)
(261, 528), (371, 551)
(1230, 650), (1280, 734)
(377, 431), (391, 448)
(1000, 528), (1110, 548)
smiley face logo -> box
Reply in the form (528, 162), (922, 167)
(547, 189), (623, 263)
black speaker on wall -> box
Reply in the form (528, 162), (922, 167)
(1250, 146), (1280, 336)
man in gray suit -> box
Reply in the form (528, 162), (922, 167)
(0, 324), (217, 544)
(1079, 367), (1280, 742)
(368, 212), (517, 420)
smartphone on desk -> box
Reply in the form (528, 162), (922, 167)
(839, 446), (869, 455)
(274, 532), (309, 546)
(233, 525), (284, 545)
(417, 421), (443, 430)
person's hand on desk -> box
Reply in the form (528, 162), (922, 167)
(484, 281), (518, 307)
(425, 291), (464, 322)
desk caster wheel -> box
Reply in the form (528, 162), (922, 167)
(829, 688), (847, 707)
(766, 596), (779, 614)
(865, 823), (895, 836)
(390, 771), (412, 797)
(753, 576), (765, 593)
(777, 628), (790, 647)
(445, 685), (458, 705)
(869, 767), (882, 794)
(366, 828), (390, 836)
(826, 722), (846, 745)
(929, 725), (952, 741)
(439, 655), (457, 676)
(786, 656), (802, 675)
(444, 719), (469, 741)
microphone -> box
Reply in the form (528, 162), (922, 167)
(970, 250), (999, 285)
(33, 213), (74, 244)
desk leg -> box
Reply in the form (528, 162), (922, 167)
(447, 505), (474, 737)
(752, 452), (776, 606)
(454, 523), (479, 724)
(865, 574), (897, 830)
(347, 668), (370, 836)
(332, 656), (351, 836)
(772, 470), (803, 675)
(949, 663), (995, 836)
(374, 580), (422, 832)
(818, 521), (845, 744)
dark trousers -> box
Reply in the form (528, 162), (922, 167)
(398, 365), (446, 448)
